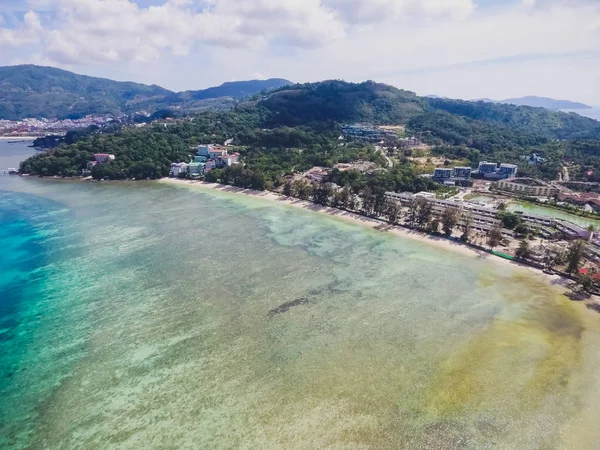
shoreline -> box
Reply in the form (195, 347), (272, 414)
(0, 136), (38, 141)
(12, 174), (600, 309)
(159, 178), (571, 288)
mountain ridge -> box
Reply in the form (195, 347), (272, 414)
(0, 65), (292, 120)
(477, 95), (591, 110)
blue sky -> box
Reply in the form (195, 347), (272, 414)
(1, 0), (599, 103)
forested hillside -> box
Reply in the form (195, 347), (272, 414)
(426, 97), (600, 140)
(259, 80), (426, 126)
(498, 96), (591, 110)
(0, 65), (291, 120)
(19, 79), (600, 186)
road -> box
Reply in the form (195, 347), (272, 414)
(375, 145), (393, 168)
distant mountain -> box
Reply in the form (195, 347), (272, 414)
(0, 65), (292, 120)
(496, 96), (591, 110)
(176, 79), (291, 102)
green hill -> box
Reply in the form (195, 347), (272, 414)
(0, 65), (292, 120)
(176, 79), (291, 102)
(258, 80), (426, 126)
(19, 79), (600, 185)
(499, 96), (591, 110)
(425, 97), (600, 140)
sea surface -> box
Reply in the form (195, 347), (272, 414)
(561, 108), (600, 121)
(2, 150), (600, 448)
(0, 140), (37, 173)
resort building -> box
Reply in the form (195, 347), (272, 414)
(205, 160), (217, 172)
(385, 190), (591, 241)
(188, 162), (205, 176)
(209, 148), (228, 159)
(398, 137), (421, 148)
(494, 178), (559, 198)
(433, 168), (453, 180)
(341, 124), (398, 144)
(217, 153), (240, 167)
(94, 153), (115, 164)
(452, 167), (472, 179)
(478, 161), (498, 174)
(170, 162), (189, 177)
(498, 164), (519, 178)
(198, 145), (213, 158)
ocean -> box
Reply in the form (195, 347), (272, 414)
(2, 150), (600, 448)
(561, 108), (600, 121)
(0, 140), (37, 173)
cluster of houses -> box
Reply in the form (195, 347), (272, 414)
(556, 191), (600, 213)
(170, 145), (240, 178)
(340, 124), (422, 148)
(83, 153), (116, 175)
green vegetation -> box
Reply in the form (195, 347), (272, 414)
(487, 226), (503, 250)
(19, 79), (600, 191)
(515, 240), (531, 260)
(0, 65), (291, 120)
(411, 97), (600, 182)
(566, 240), (587, 274)
(20, 131), (190, 179)
(498, 211), (523, 230)
(259, 80), (426, 126)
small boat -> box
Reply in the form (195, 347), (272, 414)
(8, 168), (18, 174)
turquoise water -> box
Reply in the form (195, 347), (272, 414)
(0, 140), (36, 171)
(2, 175), (600, 449)
(507, 201), (600, 229)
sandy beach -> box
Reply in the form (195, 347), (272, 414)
(160, 178), (571, 288)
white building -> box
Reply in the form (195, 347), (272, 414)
(453, 167), (472, 179)
(218, 153), (240, 167)
(170, 163), (189, 177)
(498, 164), (518, 178)
(478, 161), (498, 174)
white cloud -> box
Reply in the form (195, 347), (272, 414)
(8, 0), (482, 66)
(323, 0), (475, 24)
(0, 11), (42, 47)
(1, 0), (599, 103)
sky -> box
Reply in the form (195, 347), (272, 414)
(1, 0), (599, 104)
